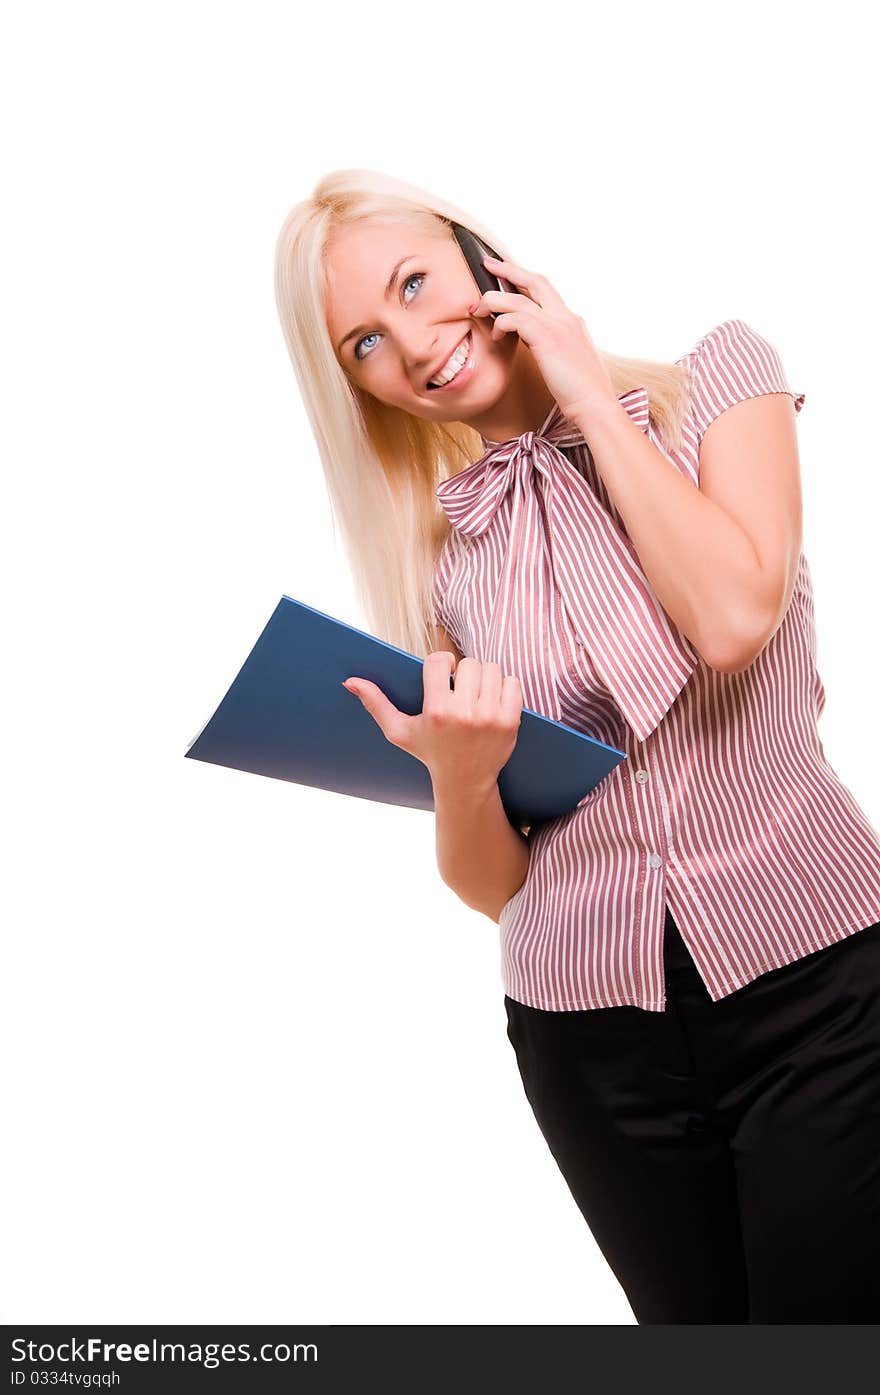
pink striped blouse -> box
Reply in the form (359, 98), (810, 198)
(432, 318), (880, 1011)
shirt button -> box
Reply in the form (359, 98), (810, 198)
(648, 852), (662, 869)
(634, 769), (648, 784)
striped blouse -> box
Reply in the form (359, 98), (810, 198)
(432, 318), (880, 1012)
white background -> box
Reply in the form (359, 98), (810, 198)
(3, 0), (878, 1325)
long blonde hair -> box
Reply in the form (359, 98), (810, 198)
(274, 168), (692, 658)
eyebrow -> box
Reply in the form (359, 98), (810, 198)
(335, 254), (416, 357)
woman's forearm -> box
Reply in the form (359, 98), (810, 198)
(575, 400), (770, 670)
(432, 775), (530, 923)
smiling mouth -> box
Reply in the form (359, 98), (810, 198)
(426, 330), (473, 390)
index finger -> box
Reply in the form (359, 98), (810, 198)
(422, 648), (457, 699)
(482, 254), (563, 310)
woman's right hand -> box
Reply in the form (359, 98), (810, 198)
(342, 650), (524, 795)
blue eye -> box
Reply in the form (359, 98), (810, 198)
(354, 273), (425, 361)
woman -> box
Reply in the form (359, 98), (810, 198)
(274, 168), (880, 1323)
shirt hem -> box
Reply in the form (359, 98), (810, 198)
(703, 911), (880, 1001)
(503, 909), (880, 1013)
(503, 987), (667, 1013)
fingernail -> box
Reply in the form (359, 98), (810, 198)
(341, 679), (356, 693)
(468, 302), (479, 315)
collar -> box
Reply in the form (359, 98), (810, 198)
(437, 389), (652, 537)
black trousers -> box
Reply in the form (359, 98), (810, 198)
(504, 905), (880, 1324)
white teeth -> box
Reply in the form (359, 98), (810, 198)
(429, 333), (470, 387)
(431, 343), (467, 386)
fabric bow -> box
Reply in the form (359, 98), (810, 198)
(434, 390), (698, 742)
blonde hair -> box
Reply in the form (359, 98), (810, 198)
(274, 168), (692, 658)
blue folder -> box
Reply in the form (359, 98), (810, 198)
(184, 596), (627, 825)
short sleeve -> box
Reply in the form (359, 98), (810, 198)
(684, 318), (805, 440)
(432, 527), (471, 652)
(431, 531), (462, 648)
(431, 534), (451, 627)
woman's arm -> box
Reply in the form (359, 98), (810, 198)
(433, 772), (530, 924)
(575, 393), (802, 673)
(431, 623), (530, 921)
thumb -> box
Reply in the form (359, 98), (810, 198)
(342, 678), (411, 748)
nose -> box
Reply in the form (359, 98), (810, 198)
(396, 323), (440, 379)
(405, 341), (439, 380)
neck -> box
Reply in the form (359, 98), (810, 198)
(459, 339), (557, 445)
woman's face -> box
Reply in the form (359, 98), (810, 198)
(324, 220), (536, 436)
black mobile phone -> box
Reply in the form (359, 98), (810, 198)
(450, 222), (517, 320)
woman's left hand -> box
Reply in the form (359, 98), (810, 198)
(471, 254), (619, 425)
